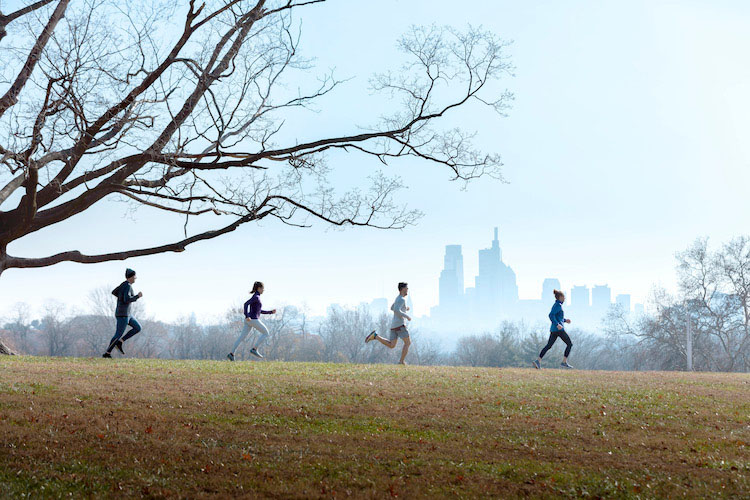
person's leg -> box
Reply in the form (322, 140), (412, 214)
(398, 334), (411, 364)
(558, 330), (573, 362)
(375, 330), (397, 349)
(106, 317), (129, 353)
(538, 332), (559, 361)
(250, 319), (269, 349)
(231, 322), (251, 354)
(120, 317), (142, 342)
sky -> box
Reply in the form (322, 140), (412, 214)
(1, 0), (749, 323)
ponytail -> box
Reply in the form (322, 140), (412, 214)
(553, 289), (564, 301)
(251, 281), (264, 294)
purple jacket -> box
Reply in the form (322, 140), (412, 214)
(244, 293), (272, 319)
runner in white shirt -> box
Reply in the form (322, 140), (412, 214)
(365, 282), (412, 365)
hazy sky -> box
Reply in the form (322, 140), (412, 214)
(1, 0), (749, 323)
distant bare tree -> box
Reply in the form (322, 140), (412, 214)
(2, 302), (34, 353)
(606, 237), (750, 372)
(677, 237), (750, 371)
(320, 305), (376, 363)
(168, 314), (199, 359)
(38, 300), (72, 356)
(406, 330), (443, 366)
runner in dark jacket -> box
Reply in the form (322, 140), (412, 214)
(103, 268), (143, 358)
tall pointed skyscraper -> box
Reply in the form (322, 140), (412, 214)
(474, 227), (518, 314)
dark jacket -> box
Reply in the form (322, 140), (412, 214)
(115, 281), (140, 318)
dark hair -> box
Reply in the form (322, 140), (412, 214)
(398, 282), (408, 291)
(553, 289), (564, 300)
(251, 281), (264, 294)
(125, 268), (136, 279)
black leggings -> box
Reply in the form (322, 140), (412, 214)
(539, 330), (572, 358)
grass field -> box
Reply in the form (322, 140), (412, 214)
(0, 357), (748, 499)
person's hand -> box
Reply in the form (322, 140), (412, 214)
(406, 315), (412, 322)
(271, 309), (277, 314)
(565, 319), (571, 324)
(138, 292), (143, 298)
(245, 317), (252, 322)
(557, 324), (563, 330)
(405, 306), (410, 311)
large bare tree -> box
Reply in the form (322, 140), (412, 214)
(0, 0), (512, 276)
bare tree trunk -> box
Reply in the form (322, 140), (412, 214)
(0, 338), (16, 355)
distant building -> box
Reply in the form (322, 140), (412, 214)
(633, 303), (645, 315)
(542, 278), (561, 301)
(615, 294), (631, 313)
(369, 298), (388, 315)
(474, 227), (518, 313)
(571, 285), (590, 308)
(592, 285), (612, 312)
(439, 245), (464, 309)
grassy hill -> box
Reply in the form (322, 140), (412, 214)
(0, 357), (748, 498)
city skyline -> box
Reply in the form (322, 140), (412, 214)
(429, 227), (643, 330)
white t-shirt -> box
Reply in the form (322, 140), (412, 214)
(390, 295), (409, 329)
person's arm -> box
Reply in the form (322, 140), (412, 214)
(393, 298), (411, 321)
(261, 308), (275, 314)
(243, 299), (252, 318)
(549, 303), (562, 329)
(119, 283), (140, 304)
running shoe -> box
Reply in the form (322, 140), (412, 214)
(365, 330), (377, 343)
(532, 359), (541, 370)
(561, 362), (574, 369)
(227, 353), (235, 362)
(102, 352), (112, 358)
(114, 340), (124, 355)
(249, 348), (264, 359)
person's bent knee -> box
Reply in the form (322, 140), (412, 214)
(403, 337), (411, 346)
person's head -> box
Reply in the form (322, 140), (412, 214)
(252, 281), (264, 295)
(553, 289), (565, 303)
(398, 282), (408, 296)
(125, 268), (136, 284)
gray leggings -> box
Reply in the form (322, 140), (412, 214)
(232, 319), (269, 353)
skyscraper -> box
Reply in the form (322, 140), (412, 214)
(571, 285), (590, 308)
(615, 294), (631, 313)
(542, 278), (561, 301)
(592, 285), (612, 313)
(439, 245), (464, 309)
(474, 228), (518, 312)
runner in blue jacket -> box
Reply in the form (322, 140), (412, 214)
(533, 289), (573, 369)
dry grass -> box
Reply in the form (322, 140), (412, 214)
(0, 357), (748, 498)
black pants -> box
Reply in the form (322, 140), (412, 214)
(539, 330), (572, 358)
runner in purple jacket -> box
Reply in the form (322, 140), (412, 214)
(227, 281), (276, 360)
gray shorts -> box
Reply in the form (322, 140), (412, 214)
(388, 325), (410, 342)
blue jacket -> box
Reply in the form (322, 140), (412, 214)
(243, 293), (272, 320)
(549, 300), (566, 333)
